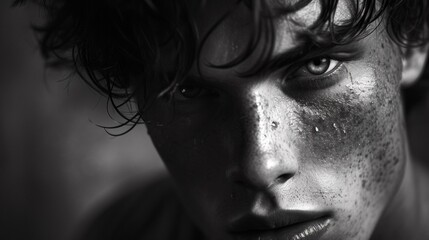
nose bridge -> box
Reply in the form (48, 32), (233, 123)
(230, 84), (298, 190)
(245, 90), (277, 154)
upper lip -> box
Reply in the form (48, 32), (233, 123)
(227, 209), (331, 234)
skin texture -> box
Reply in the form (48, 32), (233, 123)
(141, 1), (426, 239)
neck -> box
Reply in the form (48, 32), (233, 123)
(371, 151), (429, 240)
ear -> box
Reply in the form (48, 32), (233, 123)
(401, 45), (429, 87)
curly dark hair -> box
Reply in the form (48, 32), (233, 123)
(13, 0), (429, 134)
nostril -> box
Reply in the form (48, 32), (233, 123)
(275, 173), (293, 184)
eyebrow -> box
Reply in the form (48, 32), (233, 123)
(269, 0), (313, 17)
(238, 29), (365, 79)
(235, 0), (336, 77)
(237, 33), (337, 77)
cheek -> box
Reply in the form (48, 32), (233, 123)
(297, 70), (403, 195)
(146, 107), (233, 191)
(291, 39), (405, 235)
(146, 111), (238, 232)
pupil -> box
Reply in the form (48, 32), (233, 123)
(314, 59), (323, 66)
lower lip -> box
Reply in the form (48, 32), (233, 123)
(232, 217), (331, 240)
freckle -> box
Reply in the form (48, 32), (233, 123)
(393, 157), (399, 165)
(381, 43), (384, 49)
(362, 180), (367, 188)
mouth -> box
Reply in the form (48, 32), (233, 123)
(227, 210), (332, 240)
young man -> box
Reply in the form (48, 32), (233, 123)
(19, 0), (429, 239)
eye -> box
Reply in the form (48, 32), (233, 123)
(169, 83), (220, 115)
(173, 84), (219, 102)
(283, 57), (344, 90)
(305, 58), (338, 75)
(178, 85), (203, 99)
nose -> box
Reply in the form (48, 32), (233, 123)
(227, 83), (298, 190)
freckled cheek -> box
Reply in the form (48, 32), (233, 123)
(289, 73), (402, 233)
(296, 69), (403, 198)
(295, 92), (379, 160)
(294, 69), (400, 175)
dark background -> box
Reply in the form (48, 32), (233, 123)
(0, 2), (165, 240)
(0, 2), (428, 240)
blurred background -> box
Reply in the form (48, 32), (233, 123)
(0, 2), (165, 240)
(0, 2), (428, 240)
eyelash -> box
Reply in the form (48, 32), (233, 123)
(282, 57), (344, 90)
(173, 83), (218, 101)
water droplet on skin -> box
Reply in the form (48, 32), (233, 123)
(314, 126), (319, 133)
(333, 123), (340, 132)
(349, 72), (354, 84)
(271, 121), (279, 130)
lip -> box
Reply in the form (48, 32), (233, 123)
(228, 210), (332, 240)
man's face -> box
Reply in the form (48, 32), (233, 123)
(143, 1), (406, 239)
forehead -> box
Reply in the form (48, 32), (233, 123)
(196, 0), (356, 68)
